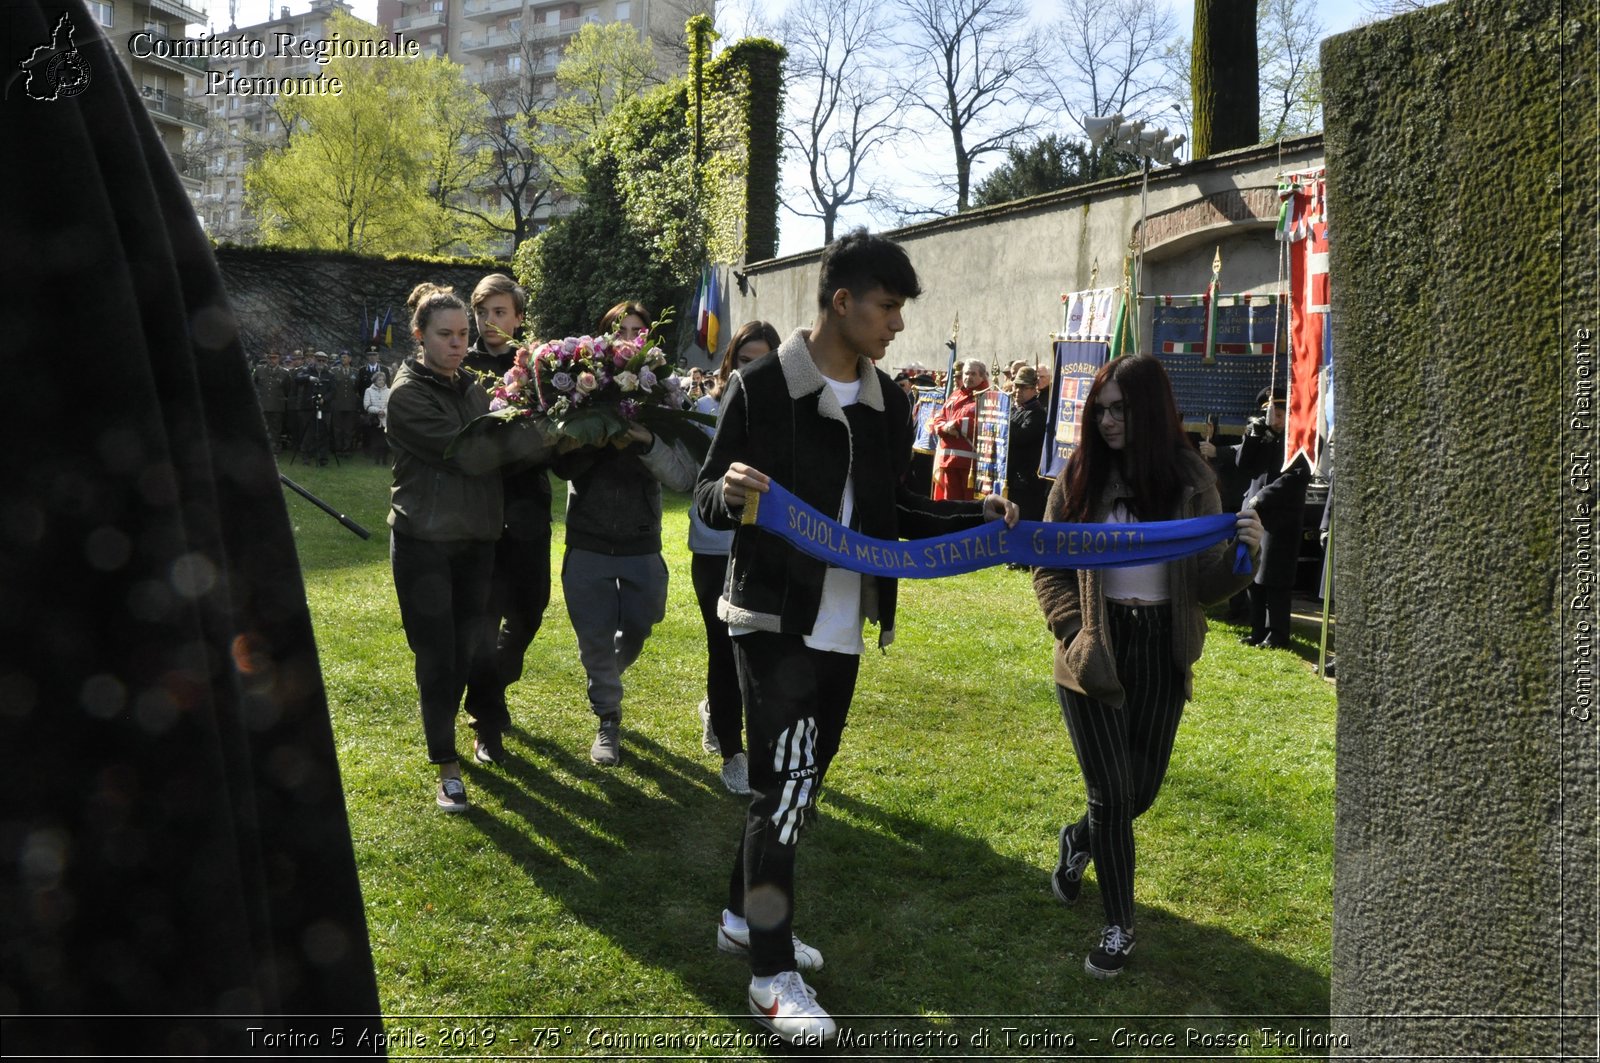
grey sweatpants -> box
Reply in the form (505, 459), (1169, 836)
(561, 547), (669, 718)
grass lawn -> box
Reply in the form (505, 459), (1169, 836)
(284, 458), (1336, 1058)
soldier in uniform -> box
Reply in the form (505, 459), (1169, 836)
(331, 352), (360, 453)
(286, 349), (309, 453)
(355, 346), (386, 394)
(252, 350), (292, 453)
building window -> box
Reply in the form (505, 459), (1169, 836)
(507, 53), (522, 72)
(581, 5), (599, 23)
(544, 8), (559, 25)
(614, 0), (629, 19)
(86, 1), (111, 28)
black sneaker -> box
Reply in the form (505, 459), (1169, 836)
(436, 776), (468, 813)
(1051, 823), (1090, 904)
(590, 714), (621, 766)
(474, 731), (505, 765)
(1085, 925), (1134, 978)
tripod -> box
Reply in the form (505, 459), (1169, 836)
(290, 398), (340, 467)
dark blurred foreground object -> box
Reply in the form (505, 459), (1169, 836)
(0, 1), (383, 1055)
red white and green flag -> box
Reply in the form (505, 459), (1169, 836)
(1278, 168), (1330, 471)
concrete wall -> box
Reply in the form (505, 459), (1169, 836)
(1323, 0), (1597, 1054)
(720, 137), (1322, 373)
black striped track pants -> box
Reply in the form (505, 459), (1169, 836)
(1058, 601), (1185, 930)
(727, 631), (860, 976)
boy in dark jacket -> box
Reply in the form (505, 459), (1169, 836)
(696, 230), (1017, 1044)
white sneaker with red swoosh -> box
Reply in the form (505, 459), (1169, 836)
(747, 970), (836, 1046)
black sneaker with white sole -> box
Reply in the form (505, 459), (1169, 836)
(1051, 823), (1090, 904)
(436, 776), (468, 812)
(1085, 924), (1134, 978)
(474, 731), (505, 765)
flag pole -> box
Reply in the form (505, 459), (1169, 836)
(1318, 515), (1335, 678)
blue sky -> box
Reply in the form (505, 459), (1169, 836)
(249, 0), (1385, 256)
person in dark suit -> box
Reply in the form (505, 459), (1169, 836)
(1005, 366), (1051, 522)
(1235, 385), (1311, 649)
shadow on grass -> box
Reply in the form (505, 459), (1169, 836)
(461, 725), (1329, 1043)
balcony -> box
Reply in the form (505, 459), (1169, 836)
(145, 0), (207, 25)
(463, 0), (524, 22)
(529, 15), (597, 41)
(131, 29), (210, 76)
(394, 10), (446, 32)
(140, 84), (207, 128)
(170, 147), (206, 189)
(460, 28), (520, 53)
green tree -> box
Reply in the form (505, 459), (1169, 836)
(1190, 0), (1259, 158)
(971, 133), (1139, 207)
(517, 83), (701, 341)
(541, 21), (659, 194)
(514, 26), (782, 349)
(245, 12), (496, 254)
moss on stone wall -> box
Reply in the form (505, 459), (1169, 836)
(1323, 0), (1596, 1051)
(216, 247), (502, 357)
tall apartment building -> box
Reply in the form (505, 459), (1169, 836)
(187, 0), (354, 241)
(183, 0), (711, 250)
(84, 0), (210, 192)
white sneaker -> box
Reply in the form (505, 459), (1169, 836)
(720, 752), (751, 795)
(747, 969), (836, 1046)
(699, 698), (720, 755)
(716, 909), (823, 970)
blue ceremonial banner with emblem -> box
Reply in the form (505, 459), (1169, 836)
(910, 387), (944, 455)
(973, 388), (1011, 498)
(1150, 294), (1287, 431)
(1041, 340), (1109, 480)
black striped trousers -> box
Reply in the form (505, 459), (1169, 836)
(728, 631), (860, 976)
(1058, 601), (1186, 931)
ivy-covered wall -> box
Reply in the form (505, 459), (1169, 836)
(515, 21), (784, 353)
(214, 246), (505, 358)
(1322, 0), (1596, 1053)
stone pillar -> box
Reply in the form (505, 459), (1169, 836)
(1322, 0), (1597, 1055)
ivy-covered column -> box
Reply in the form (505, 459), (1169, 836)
(1322, 0), (1596, 1054)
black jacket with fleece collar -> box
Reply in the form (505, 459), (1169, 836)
(694, 328), (988, 647)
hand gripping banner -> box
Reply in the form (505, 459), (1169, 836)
(741, 481), (1252, 579)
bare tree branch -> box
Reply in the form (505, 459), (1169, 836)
(892, 0), (1053, 212)
(780, 0), (903, 242)
(1258, 0), (1324, 139)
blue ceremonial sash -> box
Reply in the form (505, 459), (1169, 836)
(741, 481), (1252, 579)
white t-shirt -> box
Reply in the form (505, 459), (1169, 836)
(803, 376), (865, 654)
(1101, 501), (1170, 602)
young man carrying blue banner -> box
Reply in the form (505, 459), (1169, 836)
(695, 230), (1018, 1045)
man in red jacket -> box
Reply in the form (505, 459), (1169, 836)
(929, 359), (989, 500)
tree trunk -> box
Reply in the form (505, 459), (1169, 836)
(1191, 0), (1260, 158)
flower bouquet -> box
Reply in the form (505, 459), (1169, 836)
(448, 324), (715, 463)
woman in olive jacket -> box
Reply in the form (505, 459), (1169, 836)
(1033, 354), (1260, 979)
(387, 283), (546, 812)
